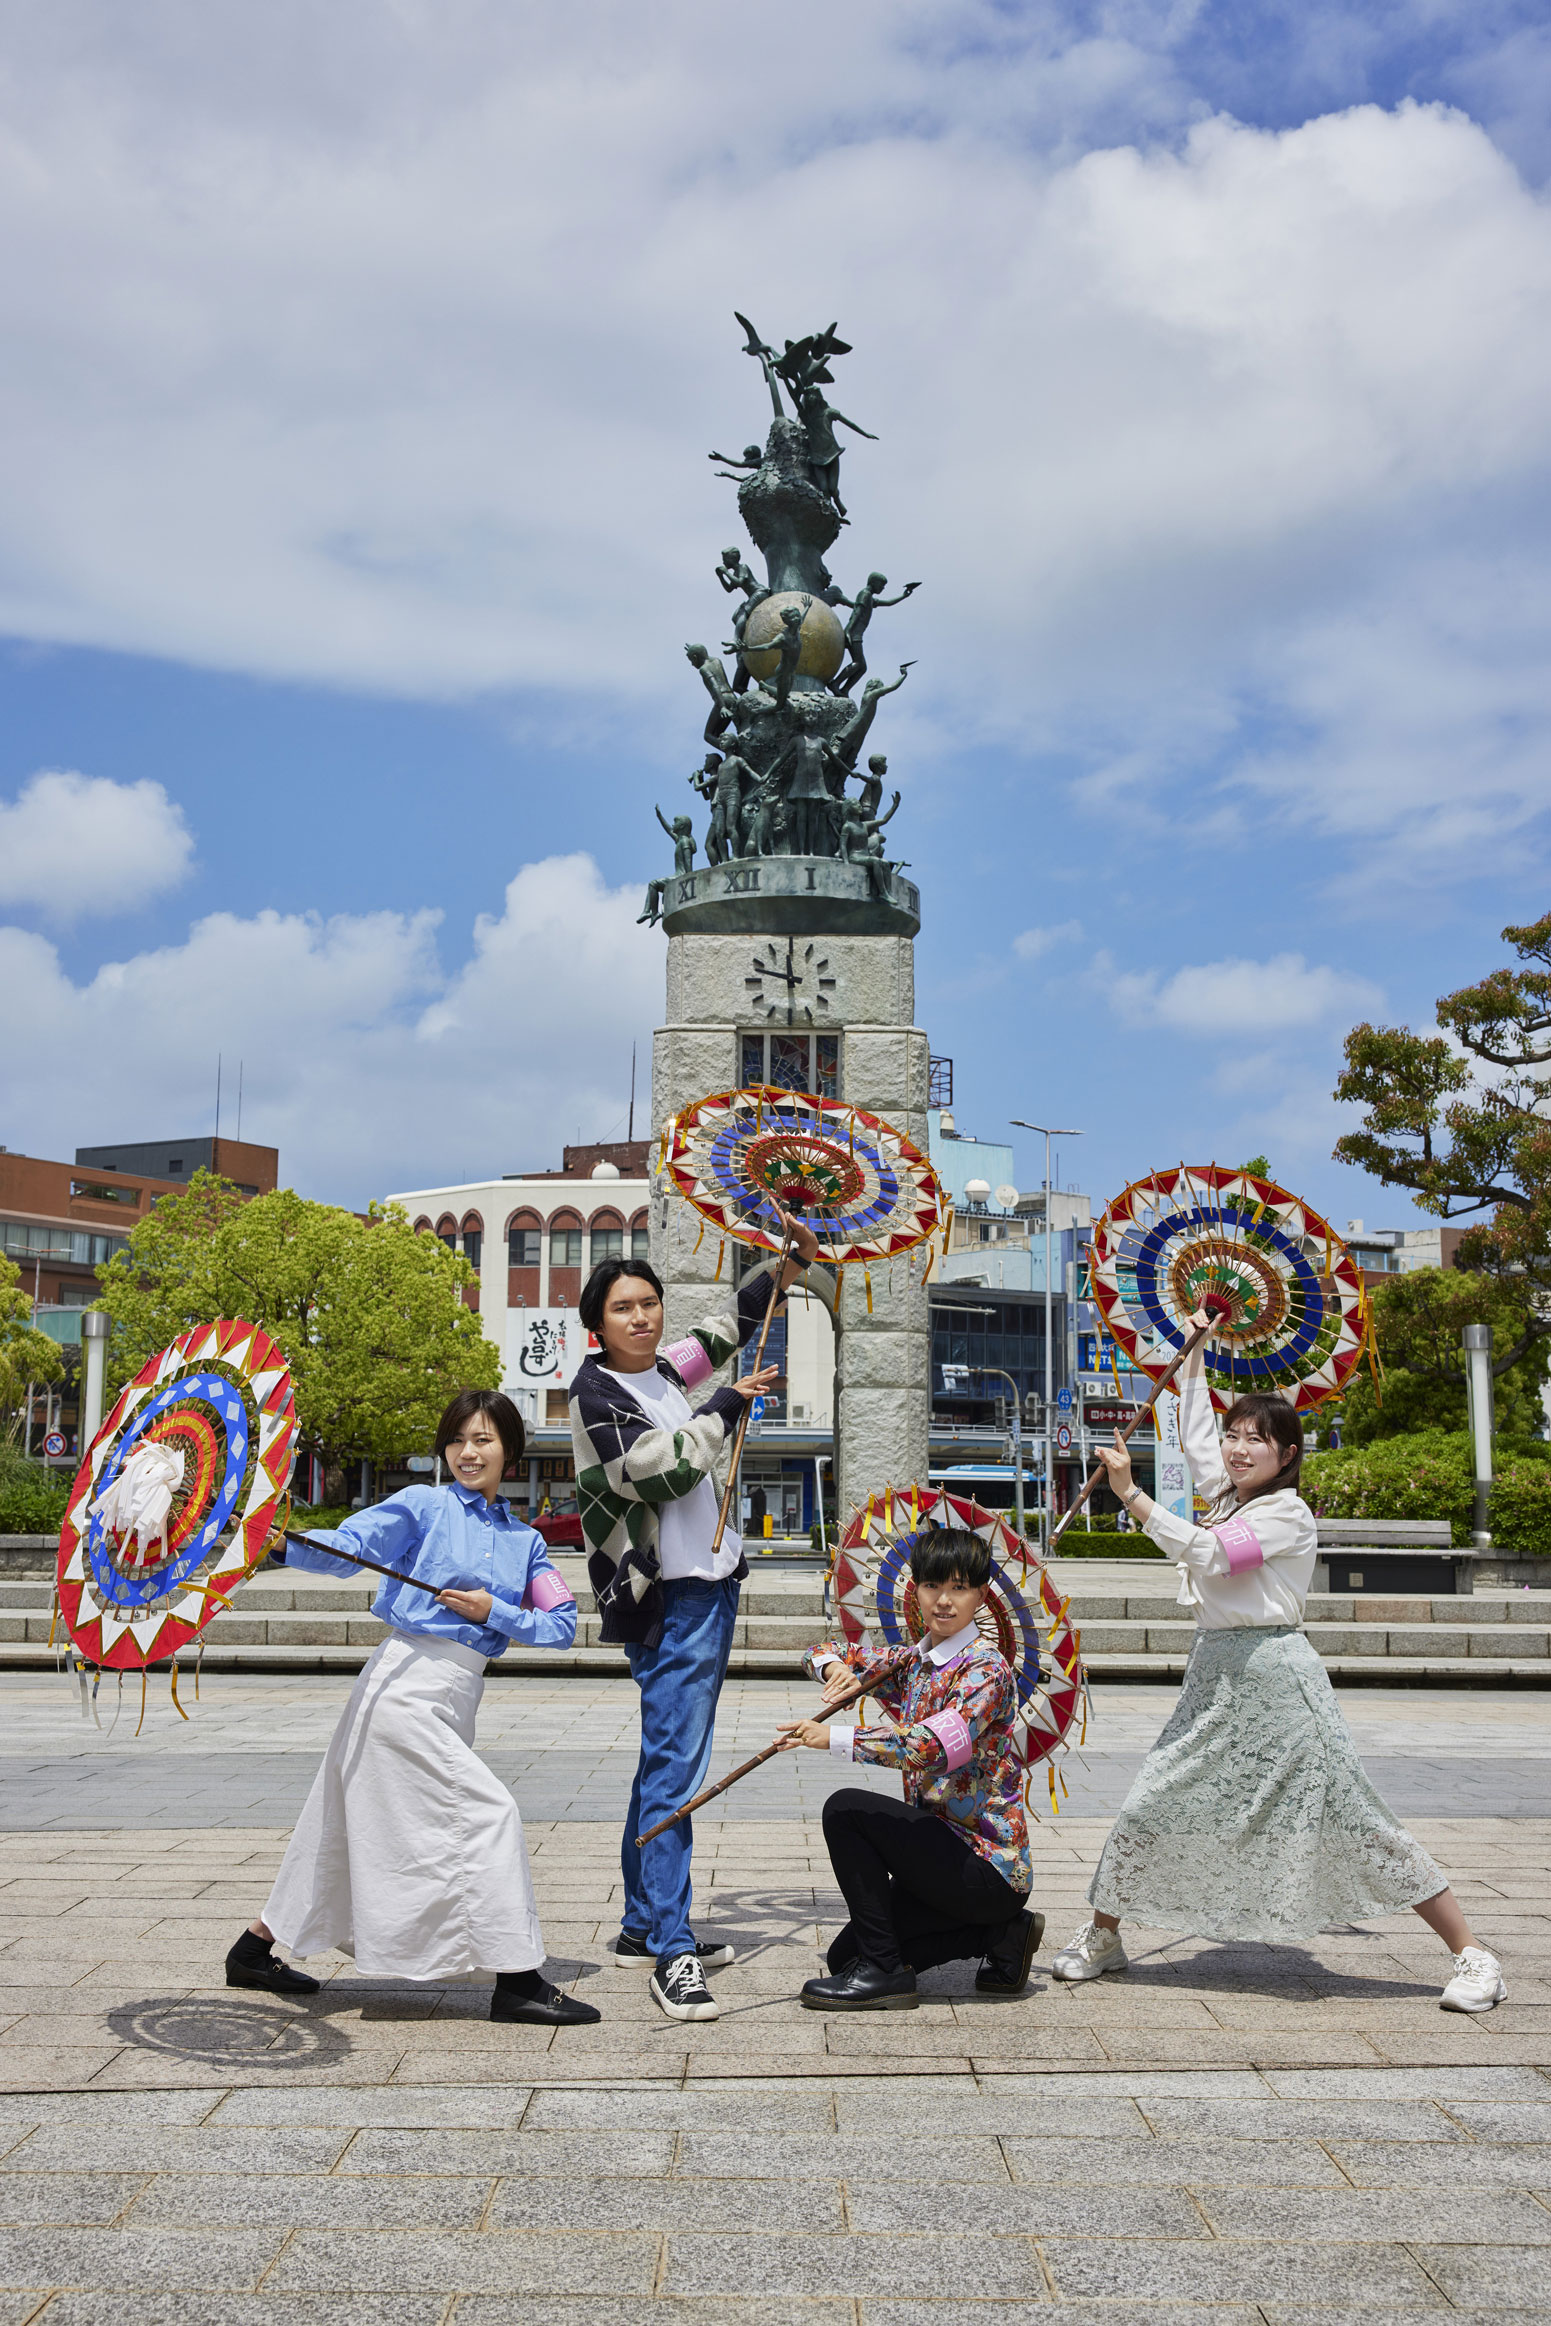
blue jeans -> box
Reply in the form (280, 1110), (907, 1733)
(621, 1576), (740, 1964)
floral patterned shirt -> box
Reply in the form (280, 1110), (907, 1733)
(804, 1631), (1032, 1894)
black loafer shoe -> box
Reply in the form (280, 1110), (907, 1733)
(976, 1909), (1045, 1997)
(225, 1943), (320, 1996)
(801, 1960), (918, 2012)
(491, 1978), (601, 2026)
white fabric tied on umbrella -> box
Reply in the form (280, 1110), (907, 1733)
(89, 1441), (185, 1564)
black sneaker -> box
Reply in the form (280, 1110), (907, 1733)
(614, 1930), (735, 1970)
(225, 1932), (320, 1996)
(650, 1951), (721, 2021)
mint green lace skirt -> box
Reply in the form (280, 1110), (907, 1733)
(1087, 1626), (1446, 1941)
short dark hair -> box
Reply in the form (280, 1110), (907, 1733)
(434, 1388), (526, 1469)
(1221, 1393), (1303, 1499)
(909, 1525), (992, 1590)
(579, 1255), (664, 1336)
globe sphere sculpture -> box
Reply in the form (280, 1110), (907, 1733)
(741, 590), (845, 683)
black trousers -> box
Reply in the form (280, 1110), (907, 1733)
(821, 1788), (1028, 1974)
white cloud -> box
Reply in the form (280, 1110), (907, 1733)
(0, 14), (1542, 879)
(0, 853), (660, 1201)
(0, 770), (193, 917)
(1098, 949), (1383, 1033)
(1014, 919), (1084, 961)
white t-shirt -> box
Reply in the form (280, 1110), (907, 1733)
(599, 1362), (744, 1583)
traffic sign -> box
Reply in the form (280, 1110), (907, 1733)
(43, 1431), (66, 1457)
(1056, 1387), (1073, 1413)
(1055, 1423), (1073, 1452)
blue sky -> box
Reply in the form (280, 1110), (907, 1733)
(1, 0), (1549, 1228)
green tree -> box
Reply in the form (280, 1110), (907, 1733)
(0, 1251), (64, 1447)
(96, 1171), (498, 1472)
(1321, 1266), (1550, 1446)
(1240, 1153), (1272, 1181)
(1333, 912), (1551, 1397)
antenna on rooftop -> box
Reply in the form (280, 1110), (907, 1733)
(629, 1042), (637, 1142)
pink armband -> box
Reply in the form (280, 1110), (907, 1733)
(1212, 1513), (1265, 1574)
(522, 1568), (575, 1612)
(661, 1336), (714, 1390)
(922, 1709), (972, 1772)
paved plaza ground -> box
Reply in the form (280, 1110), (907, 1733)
(0, 1671), (1548, 2320)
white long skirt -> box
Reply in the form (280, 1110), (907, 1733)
(264, 1630), (545, 1979)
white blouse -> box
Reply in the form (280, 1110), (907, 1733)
(1141, 1373), (1316, 1630)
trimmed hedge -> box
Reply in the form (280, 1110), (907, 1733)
(1304, 1430), (1551, 1554)
(0, 1464), (69, 1535)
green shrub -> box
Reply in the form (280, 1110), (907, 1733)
(0, 1453), (70, 1535)
(1051, 1531), (1166, 1558)
(1303, 1430), (1551, 1553)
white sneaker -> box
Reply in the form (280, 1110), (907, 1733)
(1441, 1946), (1506, 2014)
(1051, 1921), (1129, 1983)
(650, 1951), (721, 2021)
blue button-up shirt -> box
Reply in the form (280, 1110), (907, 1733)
(277, 1482), (577, 1660)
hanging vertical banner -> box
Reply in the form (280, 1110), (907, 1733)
(1154, 1376), (1193, 1529)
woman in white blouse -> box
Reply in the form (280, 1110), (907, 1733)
(1050, 1307), (1507, 2015)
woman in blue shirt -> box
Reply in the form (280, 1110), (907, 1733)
(225, 1388), (598, 2026)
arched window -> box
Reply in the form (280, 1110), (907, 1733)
(460, 1210), (484, 1271)
(435, 1213), (458, 1253)
(629, 1208), (650, 1262)
(413, 1216), (433, 1235)
(505, 1208), (543, 1270)
(588, 1208), (624, 1265)
(549, 1209), (583, 1271)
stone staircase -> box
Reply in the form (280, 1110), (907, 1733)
(4, 1536), (1548, 1682)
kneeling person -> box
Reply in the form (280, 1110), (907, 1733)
(777, 1527), (1040, 2009)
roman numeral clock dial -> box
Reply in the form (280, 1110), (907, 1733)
(745, 938), (837, 1026)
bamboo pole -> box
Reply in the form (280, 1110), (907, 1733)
(708, 1224), (793, 1556)
(1049, 1306), (1225, 1549)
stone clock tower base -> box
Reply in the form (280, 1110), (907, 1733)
(650, 869), (930, 1524)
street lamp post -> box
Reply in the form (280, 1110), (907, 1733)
(1462, 1323), (1494, 1549)
(1011, 1119), (1082, 1553)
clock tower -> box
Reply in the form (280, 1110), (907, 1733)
(646, 317), (929, 1518)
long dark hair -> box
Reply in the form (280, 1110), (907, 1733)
(434, 1388), (526, 1468)
(579, 1256), (664, 1335)
(1221, 1393), (1302, 1503)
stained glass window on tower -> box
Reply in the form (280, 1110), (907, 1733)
(816, 1034), (839, 1098)
(741, 1034), (764, 1086)
(768, 1034), (811, 1092)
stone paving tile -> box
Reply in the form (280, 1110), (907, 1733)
(0, 2224), (284, 2288)
(526, 2086), (833, 2130)
(1040, 2235), (1444, 2303)
(848, 2179), (1206, 2237)
(207, 2086), (536, 2127)
(455, 2303), (857, 2326)
(661, 2229), (1045, 2298)
(1002, 2134), (1352, 2185)
(37, 2299), (450, 2325)
(1263, 2064), (1551, 2098)
(868, 2309), (1256, 2326)
(1328, 2138), (1551, 2187)
(488, 2172), (845, 2232)
(7, 2124), (353, 2173)
(1260, 2311), (1549, 2326)
(0, 2170), (146, 2223)
(343, 2128), (677, 2177)
(266, 2226), (658, 2294)
(1413, 2244), (1551, 2305)
(674, 2131), (1011, 2182)
(129, 2167), (497, 2228)
(1201, 2184), (1551, 2240)
(1443, 2100), (1551, 2139)
(1136, 2096), (1472, 2140)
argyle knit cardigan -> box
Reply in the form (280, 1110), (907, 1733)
(569, 1271), (777, 1645)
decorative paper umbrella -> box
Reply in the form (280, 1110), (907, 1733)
(658, 1082), (948, 1555)
(1088, 1163), (1367, 1412)
(55, 1319), (297, 1724)
(661, 1083), (947, 1290)
(832, 1484), (1086, 1813)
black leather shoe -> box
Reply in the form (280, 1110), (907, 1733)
(225, 1938), (320, 1995)
(491, 1977), (601, 2026)
(801, 1960), (918, 2012)
(976, 1909), (1045, 1996)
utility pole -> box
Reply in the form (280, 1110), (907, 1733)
(1010, 1119), (1082, 1553)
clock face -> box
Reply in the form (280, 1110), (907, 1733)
(744, 938), (837, 1026)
